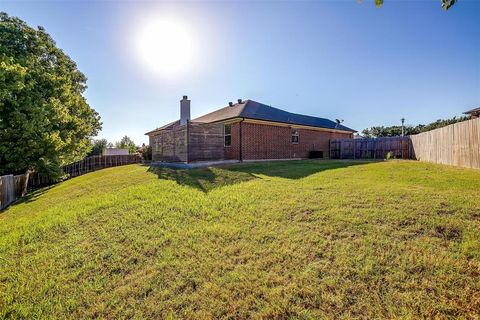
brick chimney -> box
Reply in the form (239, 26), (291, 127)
(180, 95), (190, 126)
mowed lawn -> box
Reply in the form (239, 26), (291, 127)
(0, 160), (479, 319)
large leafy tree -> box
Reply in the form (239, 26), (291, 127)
(0, 12), (101, 178)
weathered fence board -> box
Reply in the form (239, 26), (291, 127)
(0, 174), (28, 210)
(330, 136), (412, 160)
(0, 175), (15, 210)
(410, 117), (480, 169)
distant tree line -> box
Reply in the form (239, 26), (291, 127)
(361, 116), (469, 138)
(88, 136), (151, 160)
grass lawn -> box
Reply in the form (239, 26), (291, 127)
(0, 160), (479, 319)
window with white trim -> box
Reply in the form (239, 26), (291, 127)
(292, 129), (299, 143)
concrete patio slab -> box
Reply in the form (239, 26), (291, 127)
(150, 160), (240, 169)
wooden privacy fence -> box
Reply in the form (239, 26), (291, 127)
(0, 174), (28, 210)
(330, 118), (480, 169)
(29, 154), (143, 187)
(62, 154), (142, 178)
(1, 154), (142, 210)
(330, 136), (412, 160)
(410, 117), (480, 169)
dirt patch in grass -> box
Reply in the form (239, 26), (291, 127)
(434, 225), (462, 241)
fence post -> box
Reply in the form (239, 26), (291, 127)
(353, 139), (356, 160)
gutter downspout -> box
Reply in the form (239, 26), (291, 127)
(239, 118), (245, 162)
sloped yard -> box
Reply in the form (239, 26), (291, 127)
(0, 160), (479, 318)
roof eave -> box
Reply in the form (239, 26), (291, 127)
(198, 116), (356, 133)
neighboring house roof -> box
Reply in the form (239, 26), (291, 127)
(146, 99), (355, 135)
(103, 148), (129, 156)
(464, 107), (480, 116)
(192, 100), (356, 132)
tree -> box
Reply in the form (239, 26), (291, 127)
(374, 0), (456, 10)
(138, 143), (152, 160)
(115, 136), (137, 154)
(362, 116), (468, 138)
(0, 13), (101, 179)
(88, 138), (109, 156)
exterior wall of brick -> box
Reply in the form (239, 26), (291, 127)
(149, 120), (353, 162)
(240, 122), (352, 160)
(224, 122), (241, 160)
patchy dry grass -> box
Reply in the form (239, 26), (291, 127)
(0, 160), (479, 319)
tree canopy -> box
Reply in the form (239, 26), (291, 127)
(87, 139), (109, 156)
(0, 12), (101, 177)
(362, 116), (469, 138)
(115, 136), (137, 154)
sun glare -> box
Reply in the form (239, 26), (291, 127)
(135, 17), (196, 77)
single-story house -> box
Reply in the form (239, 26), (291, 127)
(145, 96), (355, 163)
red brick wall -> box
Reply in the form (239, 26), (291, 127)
(239, 122), (352, 160)
(224, 122), (241, 160)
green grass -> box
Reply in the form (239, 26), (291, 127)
(1, 160), (479, 319)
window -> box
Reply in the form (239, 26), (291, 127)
(224, 124), (232, 146)
(292, 130), (299, 143)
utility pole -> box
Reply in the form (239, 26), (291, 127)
(401, 118), (405, 136)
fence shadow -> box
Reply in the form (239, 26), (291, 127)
(4, 185), (56, 208)
(148, 160), (369, 192)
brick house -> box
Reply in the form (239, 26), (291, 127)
(145, 96), (355, 163)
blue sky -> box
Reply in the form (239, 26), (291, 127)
(2, 0), (479, 144)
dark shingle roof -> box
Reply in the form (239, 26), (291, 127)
(464, 107), (480, 115)
(192, 100), (355, 132)
(145, 120), (179, 135)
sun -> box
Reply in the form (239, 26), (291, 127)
(135, 17), (196, 77)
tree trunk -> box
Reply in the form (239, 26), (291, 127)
(22, 169), (31, 196)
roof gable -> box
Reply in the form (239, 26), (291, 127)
(145, 120), (180, 135)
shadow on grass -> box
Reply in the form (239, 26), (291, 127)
(147, 166), (256, 193)
(148, 160), (370, 192)
(5, 185), (56, 209)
